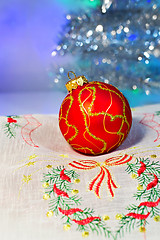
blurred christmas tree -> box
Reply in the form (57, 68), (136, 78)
(49, 0), (160, 95)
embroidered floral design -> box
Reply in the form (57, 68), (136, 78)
(115, 157), (160, 239)
(3, 115), (21, 138)
(42, 166), (112, 238)
(69, 155), (132, 198)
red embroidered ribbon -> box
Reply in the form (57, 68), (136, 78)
(69, 154), (132, 198)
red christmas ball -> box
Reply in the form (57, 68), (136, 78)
(59, 73), (132, 155)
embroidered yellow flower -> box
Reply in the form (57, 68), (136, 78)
(46, 165), (53, 169)
(137, 184), (143, 190)
(150, 154), (157, 158)
(46, 211), (54, 218)
(139, 226), (146, 233)
(63, 224), (71, 231)
(115, 214), (123, 220)
(43, 194), (50, 200)
(42, 182), (49, 188)
(82, 231), (89, 238)
(74, 179), (80, 184)
(103, 215), (110, 221)
(131, 173), (137, 179)
(72, 189), (79, 195)
(154, 215), (160, 222)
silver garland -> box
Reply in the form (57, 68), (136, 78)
(49, 0), (160, 94)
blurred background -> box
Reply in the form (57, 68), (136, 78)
(0, 0), (160, 115)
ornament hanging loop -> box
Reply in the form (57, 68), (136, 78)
(67, 71), (77, 81)
(66, 71), (89, 92)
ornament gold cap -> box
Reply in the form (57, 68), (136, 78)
(66, 71), (88, 92)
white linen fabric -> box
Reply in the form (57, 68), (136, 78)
(0, 104), (160, 240)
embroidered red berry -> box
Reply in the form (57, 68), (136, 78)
(7, 117), (17, 123)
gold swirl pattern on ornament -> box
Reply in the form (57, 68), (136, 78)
(71, 143), (96, 155)
(98, 84), (130, 131)
(77, 82), (131, 154)
(78, 86), (107, 154)
(79, 87), (105, 153)
(59, 95), (78, 142)
(81, 88), (103, 152)
(98, 83), (131, 151)
(82, 87), (105, 152)
(98, 82), (131, 125)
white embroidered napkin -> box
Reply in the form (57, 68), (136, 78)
(0, 104), (160, 240)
